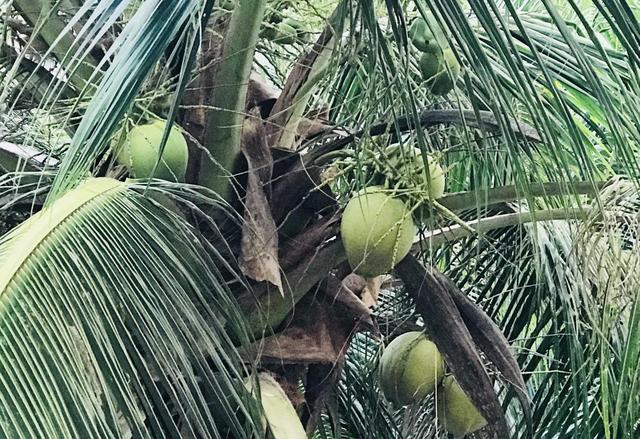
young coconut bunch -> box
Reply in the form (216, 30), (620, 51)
(337, 143), (447, 275)
(112, 118), (189, 182)
(408, 12), (445, 54)
(409, 11), (461, 95)
(381, 144), (446, 221)
(330, 142), (446, 223)
(419, 48), (461, 96)
(261, 9), (308, 45)
(377, 331), (488, 437)
(260, 12), (282, 41)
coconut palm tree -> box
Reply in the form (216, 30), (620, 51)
(1, 0), (640, 437)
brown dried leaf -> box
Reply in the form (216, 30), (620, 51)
(279, 213), (340, 271)
(266, 16), (338, 147)
(290, 116), (333, 148)
(361, 276), (384, 308)
(245, 302), (350, 364)
(238, 112), (282, 292)
(246, 71), (279, 112)
(323, 274), (374, 330)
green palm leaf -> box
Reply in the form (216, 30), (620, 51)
(0, 177), (262, 438)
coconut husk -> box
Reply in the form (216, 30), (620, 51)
(395, 255), (509, 438)
(434, 271), (531, 427)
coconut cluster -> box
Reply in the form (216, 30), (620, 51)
(379, 331), (487, 437)
(261, 11), (308, 44)
(113, 119), (189, 182)
(339, 147), (446, 275)
(384, 145), (445, 200)
(409, 12), (460, 95)
(379, 332), (445, 405)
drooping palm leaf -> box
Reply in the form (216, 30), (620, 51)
(0, 177), (263, 438)
(46, 0), (211, 199)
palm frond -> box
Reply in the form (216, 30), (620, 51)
(0, 177), (263, 438)
(45, 0), (208, 199)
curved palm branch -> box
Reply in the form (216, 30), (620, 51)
(0, 177), (262, 438)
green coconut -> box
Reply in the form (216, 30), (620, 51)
(114, 119), (188, 182)
(280, 17), (308, 42)
(260, 23), (279, 40)
(268, 12), (283, 24)
(246, 373), (306, 439)
(220, 0), (235, 10)
(379, 331), (445, 406)
(436, 376), (488, 438)
(419, 51), (442, 86)
(283, 17), (305, 33)
(429, 48), (460, 96)
(408, 14), (444, 54)
(341, 187), (416, 277)
(409, 18), (436, 53)
(417, 152), (445, 200)
(385, 146), (445, 200)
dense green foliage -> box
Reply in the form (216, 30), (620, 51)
(2, 0), (640, 438)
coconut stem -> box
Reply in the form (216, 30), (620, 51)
(437, 180), (604, 212)
(417, 207), (590, 249)
(198, 0), (267, 199)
